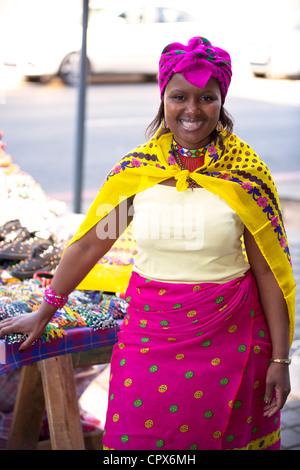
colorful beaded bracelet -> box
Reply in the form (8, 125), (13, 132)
(43, 285), (68, 309)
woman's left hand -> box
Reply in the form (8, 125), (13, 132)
(263, 362), (291, 417)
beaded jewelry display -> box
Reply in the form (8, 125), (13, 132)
(0, 285), (124, 344)
(43, 285), (68, 308)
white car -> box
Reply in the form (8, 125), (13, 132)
(250, 15), (300, 78)
(12, 3), (204, 85)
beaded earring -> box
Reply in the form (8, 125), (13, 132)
(162, 118), (168, 129)
(216, 120), (224, 132)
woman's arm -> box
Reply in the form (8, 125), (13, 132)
(244, 227), (291, 417)
(0, 196), (134, 350)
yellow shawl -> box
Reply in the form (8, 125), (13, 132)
(69, 129), (295, 346)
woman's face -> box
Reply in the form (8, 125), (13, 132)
(164, 74), (222, 149)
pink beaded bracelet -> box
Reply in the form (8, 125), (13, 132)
(43, 285), (68, 309)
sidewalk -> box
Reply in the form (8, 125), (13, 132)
(280, 198), (300, 450)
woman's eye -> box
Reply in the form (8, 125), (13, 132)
(173, 95), (185, 101)
(201, 95), (213, 102)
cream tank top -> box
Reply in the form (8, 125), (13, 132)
(131, 184), (249, 284)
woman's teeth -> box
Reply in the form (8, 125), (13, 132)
(181, 120), (202, 130)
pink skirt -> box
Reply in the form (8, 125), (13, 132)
(103, 270), (280, 450)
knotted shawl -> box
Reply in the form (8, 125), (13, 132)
(68, 129), (295, 346)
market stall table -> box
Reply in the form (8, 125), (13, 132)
(0, 324), (119, 450)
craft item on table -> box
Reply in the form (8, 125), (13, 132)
(0, 281), (123, 344)
(0, 276), (128, 319)
(0, 169), (46, 203)
(41, 308), (88, 342)
(0, 227), (55, 262)
(98, 295), (128, 319)
(0, 227), (34, 260)
(0, 299), (35, 344)
(0, 138), (71, 236)
(0, 300), (32, 316)
(66, 290), (128, 325)
(10, 241), (64, 279)
(0, 264), (21, 285)
(41, 302), (121, 341)
(33, 270), (53, 287)
(0, 279), (43, 300)
(0, 220), (22, 246)
(75, 307), (119, 331)
(68, 289), (103, 310)
(0, 279), (44, 323)
(68, 290), (128, 320)
(0, 302), (119, 344)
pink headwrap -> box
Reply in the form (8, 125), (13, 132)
(159, 36), (232, 103)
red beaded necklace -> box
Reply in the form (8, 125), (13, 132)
(172, 140), (209, 188)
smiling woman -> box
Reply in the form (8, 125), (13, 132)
(146, 37), (234, 143)
(0, 36), (295, 451)
(163, 75), (222, 149)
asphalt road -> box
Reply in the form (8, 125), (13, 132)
(1, 72), (300, 213)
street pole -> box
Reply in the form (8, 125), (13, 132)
(74, 0), (89, 213)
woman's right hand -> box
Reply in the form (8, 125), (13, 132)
(0, 304), (56, 351)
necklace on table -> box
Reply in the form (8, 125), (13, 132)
(172, 139), (210, 188)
